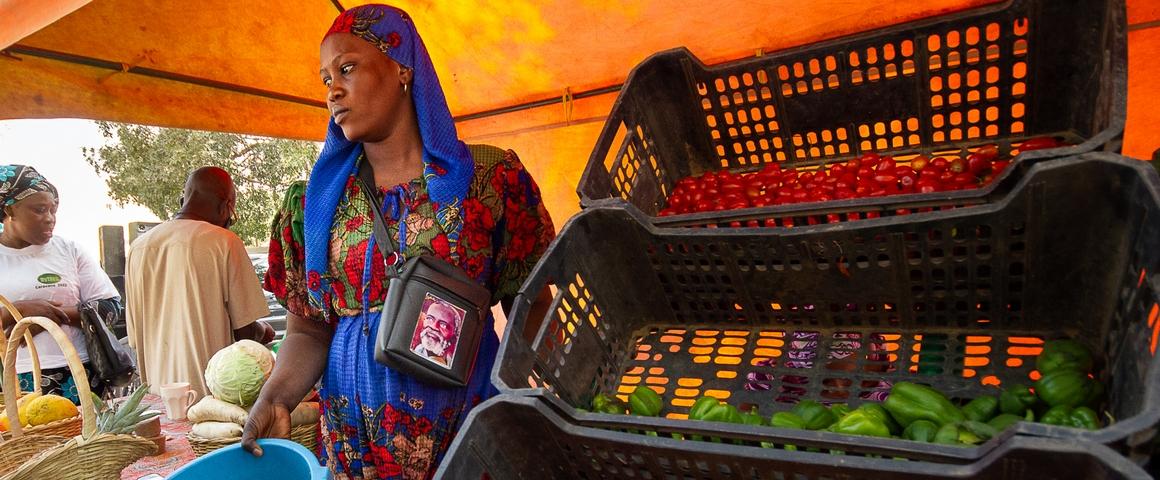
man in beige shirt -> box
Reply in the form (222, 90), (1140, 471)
(126, 167), (273, 397)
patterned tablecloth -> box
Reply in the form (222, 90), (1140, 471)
(119, 394), (197, 480)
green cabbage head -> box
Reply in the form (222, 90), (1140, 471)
(205, 339), (275, 406)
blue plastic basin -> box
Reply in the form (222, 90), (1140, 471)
(167, 439), (330, 480)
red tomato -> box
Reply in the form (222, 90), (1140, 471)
(953, 173), (977, 186)
(916, 180), (939, 194)
(991, 160), (1011, 175)
(895, 166), (917, 180)
(928, 157), (949, 172)
(745, 184), (763, 200)
(1018, 136), (1060, 152)
(948, 158), (967, 174)
(876, 156), (897, 172)
(720, 179), (744, 196)
(910, 154), (930, 172)
(974, 144), (1000, 161)
(899, 175), (916, 189)
(966, 153), (992, 175)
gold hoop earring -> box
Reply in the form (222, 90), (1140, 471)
(403, 83), (410, 95)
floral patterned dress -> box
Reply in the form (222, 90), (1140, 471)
(264, 145), (554, 479)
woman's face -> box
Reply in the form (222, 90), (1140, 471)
(2, 191), (57, 247)
(320, 33), (410, 143)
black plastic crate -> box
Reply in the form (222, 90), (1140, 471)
(500, 153), (1160, 462)
(578, 0), (1126, 228)
(435, 395), (1150, 480)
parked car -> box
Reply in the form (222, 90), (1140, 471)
(249, 254), (287, 339)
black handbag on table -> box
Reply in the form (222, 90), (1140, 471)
(357, 161), (490, 388)
(77, 299), (136, 387)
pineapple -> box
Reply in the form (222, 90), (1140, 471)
(86, 385), (159, 439)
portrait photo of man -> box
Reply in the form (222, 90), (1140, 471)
(409, 292), (465, 368)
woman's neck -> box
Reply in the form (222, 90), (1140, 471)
(0, 229), (31, 249)
(363, 123), (424, 187)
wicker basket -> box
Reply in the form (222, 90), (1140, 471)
(0, 315), (156, 480)
(0, 295), (82, 439)
(188, 421), (318, 457)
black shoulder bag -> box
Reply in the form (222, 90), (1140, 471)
(77, 298), (137, 387)
(357, 161), (490, 388)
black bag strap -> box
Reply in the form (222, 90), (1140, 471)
(356, 158), (402, 274)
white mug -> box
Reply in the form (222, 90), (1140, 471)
(160, 382), (198, 421)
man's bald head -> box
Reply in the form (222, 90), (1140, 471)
(178, 166), (236, 228)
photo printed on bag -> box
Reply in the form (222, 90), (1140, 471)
(409, 292), (466, 369)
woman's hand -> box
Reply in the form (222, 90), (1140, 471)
(2, 299), (70, 329)
(241, 311), (332, 456)
(241, 398), (292, 457)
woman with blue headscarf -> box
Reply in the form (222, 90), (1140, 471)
(243, 5), (555, 478)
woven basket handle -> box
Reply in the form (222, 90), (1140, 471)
(3, 316), (96, 440)
(0, 294), (43, 395)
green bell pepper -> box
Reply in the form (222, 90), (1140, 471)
(962, 396), (999, 422)
(883, 382), (964, 427)
(702, 403), (743, 424)
(829, 409), (892, 438)
(1040, 405), (1073, 426)
(1036, 339), (1094, 375)
(987, 413), (1024, 432)
(791, 400), (837, 430)
(859, 403), (901, 434)
(770, 411), (806, 429)
(933, 423), (961, 445)
(592, 393), (627, 415)
(959, 420), (998, 443)
(829, 403), (851, 419)
(628, 385), (663, 417)
(740, 407), (766, 426)
(688, 396), (719, 421)
(902, 419), (939, 442)
(1041, 405), (1100, 430)
(999, 384), (1038, 415)
(1035, 369), (1096, 408)
(1069, 406), (1100, 430)
(957, 429), (983, 445)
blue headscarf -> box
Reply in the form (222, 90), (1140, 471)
(303, 4), (474, 308)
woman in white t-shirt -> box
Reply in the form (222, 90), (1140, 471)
(0, 165), (120, 403)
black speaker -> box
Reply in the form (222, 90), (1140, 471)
(128, 221), (161, 244)
(99, 225), (125, 277)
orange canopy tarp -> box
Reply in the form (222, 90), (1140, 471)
(2, 0), (1159, 226)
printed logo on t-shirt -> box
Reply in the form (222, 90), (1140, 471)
(37, 273), (62, 285)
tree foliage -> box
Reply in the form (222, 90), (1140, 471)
(83, 121), (318, 245)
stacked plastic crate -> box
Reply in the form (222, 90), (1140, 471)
(437, 0), (1160, 478)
